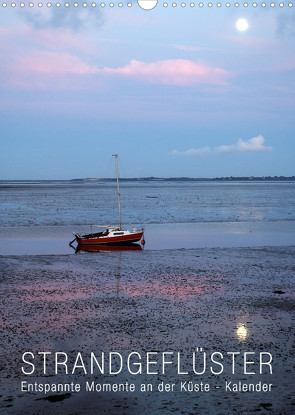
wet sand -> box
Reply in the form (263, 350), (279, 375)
(0, 246), (294, 414)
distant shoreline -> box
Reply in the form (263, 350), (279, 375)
(1, 176), (295, 183)
(74, 176), (295, 182)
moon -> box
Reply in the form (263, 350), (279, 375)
(236, 18), (249, 32)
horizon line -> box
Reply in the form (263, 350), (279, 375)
(1, 176), (295, 182)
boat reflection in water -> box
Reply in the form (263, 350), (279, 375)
(74, 243), (143, 253)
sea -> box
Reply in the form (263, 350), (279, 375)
(0, 180), (295, 255)
(0, 179), (295, 255)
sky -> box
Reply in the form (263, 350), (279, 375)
(0, 3), (295, 179)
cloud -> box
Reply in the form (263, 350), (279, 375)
(0, 49), (100, 90)
(17, 52), (99, 75)
(21, 7), (103, 31)
(103, 59), (231, 86)
(170, 135), (272, 156)
(215, 135), (272, 153)
(0, 23), (101, 90)
(222, 35), (278, 49)
(171, 44), (214, 52)
(169, 147), (211, 156)
(277, 13), (295, 38)
(23, 26), (92, 54)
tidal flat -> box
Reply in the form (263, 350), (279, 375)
(0, 246), (294, 414)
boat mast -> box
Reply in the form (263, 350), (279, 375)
(112, 154), (122, 230)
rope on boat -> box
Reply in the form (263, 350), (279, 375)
(69, 236), (77, 247)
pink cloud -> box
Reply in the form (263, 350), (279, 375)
(23, 25), (93, 54)
(17, 51), (99, 75)
(0, 25), (100, 90)
(103, 59), (231, 86)
(0, 49), (100, 90)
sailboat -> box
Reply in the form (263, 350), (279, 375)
(70, 154), (144, 247)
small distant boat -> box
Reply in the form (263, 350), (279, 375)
(70, 154), (144, 247)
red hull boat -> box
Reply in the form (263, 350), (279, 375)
(75, 228), (144, 246)
(70, 154), (145, 248)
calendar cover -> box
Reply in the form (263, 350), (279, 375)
(0, 2), (294, 414)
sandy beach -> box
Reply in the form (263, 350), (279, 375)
(1, 246), (294, 414)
